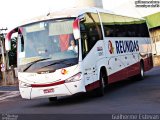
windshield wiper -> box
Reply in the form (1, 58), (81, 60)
(23, 58), (51, 72)
(39, 59), (75, 69)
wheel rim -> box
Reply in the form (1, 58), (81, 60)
(141, 66), (144, 77)
(101, 73), (105, 88)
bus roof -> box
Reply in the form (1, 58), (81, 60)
(19, 7), (145, 27)
(21, 7), (113, 26)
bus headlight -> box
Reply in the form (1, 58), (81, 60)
(19, 81), (31, 87)
(65, 73), (82, 83)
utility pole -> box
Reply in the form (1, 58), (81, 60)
(0, 28), (8, 85)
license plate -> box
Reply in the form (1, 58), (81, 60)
(43, 88), (54, 94)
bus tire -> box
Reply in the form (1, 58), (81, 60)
(137, 62), (144, 80)
(96, 71), (106, 97)
(49, 97), (57, 102)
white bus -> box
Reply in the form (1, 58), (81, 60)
(5, 7), (153, 101)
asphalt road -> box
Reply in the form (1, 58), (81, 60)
(0, 67), (160, 119)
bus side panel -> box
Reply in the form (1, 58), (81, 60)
(82, 40), (105, 91)
(104, 37), (140, 83)
(107, 55), (127, 83)
(104, 37), (153, 84)
(127, 61), (140, 78)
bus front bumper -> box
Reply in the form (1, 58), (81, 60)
(19, 80), (86, 99)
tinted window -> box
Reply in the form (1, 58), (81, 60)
(100, 13), (149, 37)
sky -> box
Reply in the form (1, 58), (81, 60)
(0, 0), (159, 31)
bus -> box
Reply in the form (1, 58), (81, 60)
(5, 7), (153, 101)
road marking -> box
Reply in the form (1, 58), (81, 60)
(0, 91), (20, 102)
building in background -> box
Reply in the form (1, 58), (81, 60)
(145, 12), (160, 56)
(145, 12), (160, 66)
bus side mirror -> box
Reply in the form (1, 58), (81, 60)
(73, 18), (80, 40)
(5, 28), (17, 51)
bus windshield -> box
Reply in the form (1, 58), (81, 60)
(18, 19), (78, 72)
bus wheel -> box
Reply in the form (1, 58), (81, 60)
(96, 71), (106, 97)
(49, 97), (57, 102)
(137, 62), (144, 80)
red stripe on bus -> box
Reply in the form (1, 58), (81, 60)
(85, 56), (153, 91)
(85, 80), (100, 91)
(31, 81), (65, 88)
(108, 62), (140, 84)
(108, 57), (153, 83)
